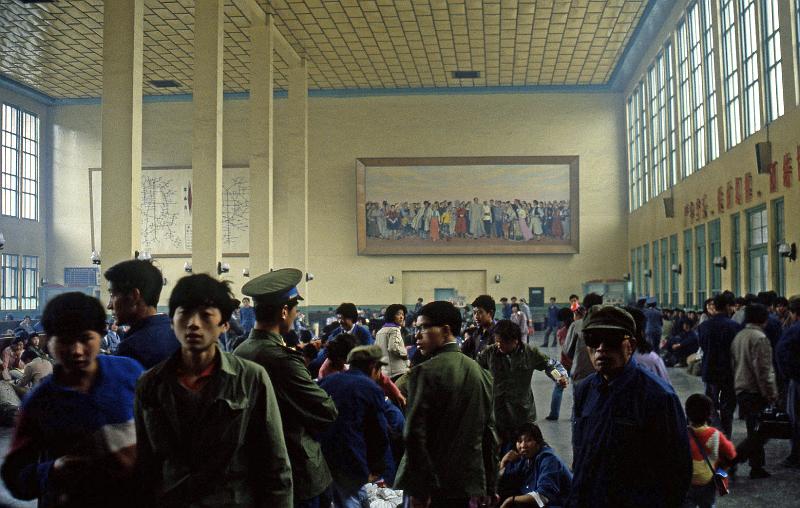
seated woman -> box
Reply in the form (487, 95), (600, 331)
(498, 423), (572, 507)
(1, 337), (27, 381)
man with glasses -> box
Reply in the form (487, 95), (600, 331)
(396, 301), (497, 508)
(568, 305), (691, 508)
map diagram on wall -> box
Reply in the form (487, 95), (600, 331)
(89, 167), (250, 256)
(141, 174), (184, 250)
(222, 175), (249, 247)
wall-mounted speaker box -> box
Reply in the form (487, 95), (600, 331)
(663, 197), (675, 218)
(756, 141), (772, 174)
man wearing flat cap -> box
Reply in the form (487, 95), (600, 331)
(567, 305), (691, 508)
(234, 269), (338, 507)
(318, 345), (390, 506)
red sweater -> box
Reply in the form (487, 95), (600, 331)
(688, 425), (736, 486)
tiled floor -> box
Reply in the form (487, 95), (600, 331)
(0, 341), (796, 507)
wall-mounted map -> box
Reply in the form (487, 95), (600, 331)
(90, 167), (250, 255)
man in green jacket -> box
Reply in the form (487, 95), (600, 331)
(477, 320), (568, 450)
(396, 301), (498, 508)
(234, 269), (338, 507)
(135, 273), (293, 507)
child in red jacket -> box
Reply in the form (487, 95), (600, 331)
(685, 394), (737, 507)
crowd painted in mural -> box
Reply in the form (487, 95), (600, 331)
(365, 198), (571, 242)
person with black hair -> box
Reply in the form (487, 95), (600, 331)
(396, 300), (497, 507)
(330, 302), (374, 346)
(375, 304), (410, 380)
(731, 303), (778, 479)
(625, 306), (671, 384)
(1, 336), (26, 381)
(546, 307), (576, 421)
(478, 320), (567, 449)
(1, 292), (144, 508)
(234, 269), (338, 507)
(696, 293), (742, 438)
(104, 259), (179, 368)
(497, 423), (572, 508)
(563, 293), (603, 387)
(318, 333), (357, 379)
(684, 394), (736, 508)
(318, 345), (390, 506)
(662, 318), (699, 367)
(12, 348), (53, 397)
(134, 274), (293, 506)
(542, 297), (560, 347)
(462, 294), (497, 359)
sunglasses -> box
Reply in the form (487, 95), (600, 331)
(583, 331), (630, 349)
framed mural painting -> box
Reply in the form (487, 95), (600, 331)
(356, 156), (579, 255)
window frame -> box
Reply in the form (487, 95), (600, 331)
(746, 205), (768, 294)
(695, 223), (707, 304)
(738, 0), (762, 138)
(731, 213), (742, 296)
(721, 0), (743, 149)
(709, 219), (722, 295)
(684, 229), (694, 307)
(1, 254), (20, 311)
(760, 0), (783, 122)
(20, 255), (38, 311)
(773, 198), (785, 296)
(670, 234), (680, 307)
(0, 103), (39, 221)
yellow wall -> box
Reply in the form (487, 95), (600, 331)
(623, 0), (800, 301)
(49, 92), (629, 307)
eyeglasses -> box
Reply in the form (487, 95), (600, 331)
(583, 331), (630, 349)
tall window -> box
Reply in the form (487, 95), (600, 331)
(653, 240), (660, 300)
(702, 0), (719, 161)
(709, 219), (722, 295)
(677, 21), (695, 176)
(721, 0), (742, 149)
(731, 213), (742, 296)
(773, 199), (785, 296)
(739, 0), (762, 138)
(761, 0), (783, 121)
(627, 96), (637, 210)
(665, 42), (678, 187)
(1, 254), (19, 311)
(0, 104), (39, 220)
(670, 234), (680, 306)
(20, 255), (38, 310)
(660, 237), (669, 306)
(637, 246), (644, 297)
(696, 224), (707, 304)
(631, 249), (636, 295)
(644, 243), (651, 296)
(747, 205), (768, 293)
(648, 64), (662, 196)
(688, 3), (707, 171)
(684, 229), (694, 307)
(639, 81), (650, 202)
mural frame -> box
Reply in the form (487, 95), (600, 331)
(356, 156), (579, 255)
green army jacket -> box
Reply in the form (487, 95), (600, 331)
(234, 329), (338, 501)
(134, 350), (293, 507)
(395, 342), (498, 499)
(477, 343), (556, 443)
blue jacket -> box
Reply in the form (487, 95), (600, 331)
(318, 369), (389, 493)
(546, 305), (560, 328)
(568, 357), (691, 508)
(643, 307), (663, 338)
(696, 314), (741, 384)
(1, 356), (144, 508)
(500, 446), (572, 507)
(776, 322), (800, 382)
(116, 314), (180, 369)
(330, 324), (374, 346)
(239, 306), (256, 332)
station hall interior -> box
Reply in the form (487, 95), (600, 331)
(1, 0), (800, 507)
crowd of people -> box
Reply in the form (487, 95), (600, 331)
(0, 259), (798, 508)
(365, 198), (571, 242)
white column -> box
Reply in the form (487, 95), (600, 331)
(191, 0), (225, 276)
(248, 13), (274, 275)
(100, 0), (143, 272)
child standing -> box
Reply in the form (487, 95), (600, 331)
(684, 394), (737, 508)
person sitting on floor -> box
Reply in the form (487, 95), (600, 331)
(497, 423), (572, 507)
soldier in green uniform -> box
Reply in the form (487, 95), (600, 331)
(234, 269), (338, 508)
(477, 320), (569, 451)
(396, 300), (498, 508)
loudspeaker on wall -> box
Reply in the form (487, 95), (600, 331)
(756, 141), (772, 174)
(663, 197), (675, 218)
